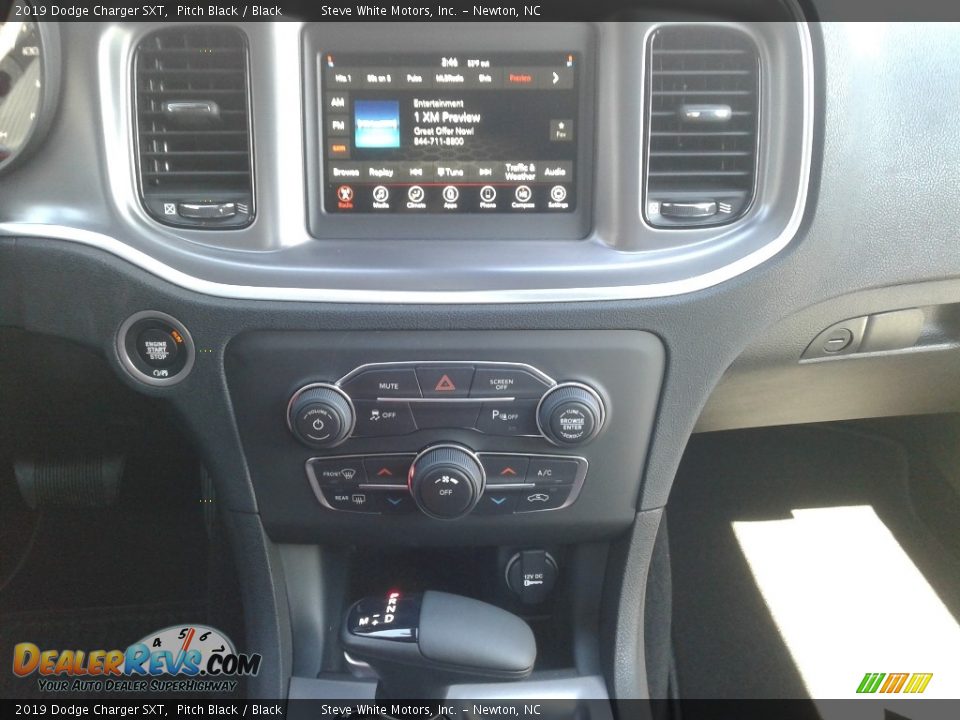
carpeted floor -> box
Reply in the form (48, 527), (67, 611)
(667, 424), (960, 699)
(0, 331), (243, 700)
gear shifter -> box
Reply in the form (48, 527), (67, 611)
(342, 590), (536, 698)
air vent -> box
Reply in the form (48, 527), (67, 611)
(644, 25), (759, 228)
(134, 26), (254, 229)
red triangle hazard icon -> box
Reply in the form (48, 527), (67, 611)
(499, 466), (517, 476)
(376, 467), (393, 477)
(434, 374), (457, 392)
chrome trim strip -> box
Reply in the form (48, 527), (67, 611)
(380, 397), (518, 404)
(0, 22), (812, 305)
(342, 652), (376, 680)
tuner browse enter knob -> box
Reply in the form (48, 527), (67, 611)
(536, 382), (606, 447)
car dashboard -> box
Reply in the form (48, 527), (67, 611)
(3, 1), (960, 707)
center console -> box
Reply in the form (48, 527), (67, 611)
(226, 329), (662, 699)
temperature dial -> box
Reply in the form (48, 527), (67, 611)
(408, 445), (485, 520)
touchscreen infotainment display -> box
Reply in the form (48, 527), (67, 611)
(320, 52), (580, 214)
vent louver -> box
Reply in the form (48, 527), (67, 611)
(134, 26), (254, 229)
(644, 25), (759, 227)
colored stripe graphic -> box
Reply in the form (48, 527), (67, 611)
(857, 673), (885, 693)
(880, 673), (909, 693)
(857, 672), (932, 694)
(903, 673), (933, 694)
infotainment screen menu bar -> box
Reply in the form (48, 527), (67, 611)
(320, 52), (580, 214)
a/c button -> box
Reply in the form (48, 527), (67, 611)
(527, 458), (581, 486)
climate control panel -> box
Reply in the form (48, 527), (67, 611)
(225, 330), (664, 544)
(306, 449), (588, 519)
(286, 361), (606, 449)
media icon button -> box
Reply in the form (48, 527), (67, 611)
(372, 185), (390, 203)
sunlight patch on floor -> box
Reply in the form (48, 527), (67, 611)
(732, 505), (960, 702)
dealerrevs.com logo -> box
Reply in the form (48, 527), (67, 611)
(12, 624), (261, 694)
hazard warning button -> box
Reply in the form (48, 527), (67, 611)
(416, 366), (475, 398)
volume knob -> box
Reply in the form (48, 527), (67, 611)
(287, 384), (355, 448)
